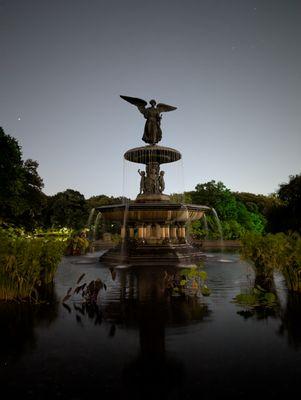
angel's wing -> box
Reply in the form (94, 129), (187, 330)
(120, 95), (147, 108)
(156, 103), (177, 113)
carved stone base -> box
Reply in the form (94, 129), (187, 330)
(136, 193), (170, 202)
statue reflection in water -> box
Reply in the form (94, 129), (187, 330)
(65, 266), (210, 398)
(102, 266), (210, 399)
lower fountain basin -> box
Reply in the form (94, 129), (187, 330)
(99, 242), (205, 266)
(97, 203), (210, 266)
(96, 203), (209, 223)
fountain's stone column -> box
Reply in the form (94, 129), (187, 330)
(129, 227), (134, 238)
(165, 224), (170, 239)
(161, 225), (166, 239)
(156, 224), (161, 239)
(177, 223), (186, 242)
(138, 225), (144, 239)
(146, 225), (152, 239)
(171, 226), (177, 239)
(176, 224), (183, 238)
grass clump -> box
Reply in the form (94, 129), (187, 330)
(0, 228), (65, 301)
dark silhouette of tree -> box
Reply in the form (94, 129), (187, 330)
(268, 174), (301, 233)
(45, 189), (88, 229)
(0, 127), (45, 229)
(87, 194), (124, 209)
(0, 127), (24, 219)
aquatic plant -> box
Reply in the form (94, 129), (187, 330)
(241, 232), (301, 293)
(281, 234), (301, 292)
(240, 232), (289, 290)
(62, 273), (107, 304)
(0, 227), (65, 301)
(233, 285), (278, 310)
(62, 274), (107, 327)
(166, 263), (211, 297)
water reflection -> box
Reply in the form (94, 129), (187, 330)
(2, 256), (301, 398)
(106, 267), (209, 399)
(0, 284), (58, 366)
(66, 266), (210, 349)
(59, 266), (209, 398)
(279, 292), (301, 349)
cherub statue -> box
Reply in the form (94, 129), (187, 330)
(120, 95), (177, 145)
(138, 169), (146, 194)
(158, 171), (165, 193)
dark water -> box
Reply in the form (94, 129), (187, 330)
(1, 251), (301, 399)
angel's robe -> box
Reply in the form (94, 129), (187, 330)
(141, 107), (162, 145)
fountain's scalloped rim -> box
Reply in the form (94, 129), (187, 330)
(124, 145), (182, 164)
(96, 203), (210, 223)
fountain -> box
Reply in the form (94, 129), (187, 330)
(98, 95), (210, 265)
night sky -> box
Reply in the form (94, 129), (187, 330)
(1, 0), (300, 199)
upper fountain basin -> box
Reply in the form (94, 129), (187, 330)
(124, 145), (182, 165)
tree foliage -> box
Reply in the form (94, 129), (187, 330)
(0, 127), (45, 230)
(87, 194), (124, 209)
(187, 180), (266, 239)
(0, 127), (24, 218)
(267, 174), (301, 234)
(45, 189), (89, 230)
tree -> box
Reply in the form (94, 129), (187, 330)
(268, 174), (301, 233)
(234, 192), (281, 217)
(278, 174), (301, 209)
(169, 192), (192, 204)
(0, 127), (24, 220)
(188, 180), (266, 239)
(46, 189), (88, 229)
(189, 180), (238, 220)
(17, 159), (47, 230)
(0, 127), (45, 229)
(86, 194), (124, 210)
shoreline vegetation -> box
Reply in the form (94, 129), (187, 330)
(240, 232), (301, 294)
(0, 228), (65, 301)
(0, 228), (90, 301)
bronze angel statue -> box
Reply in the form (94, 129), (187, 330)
(120, 95), (177, 145)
